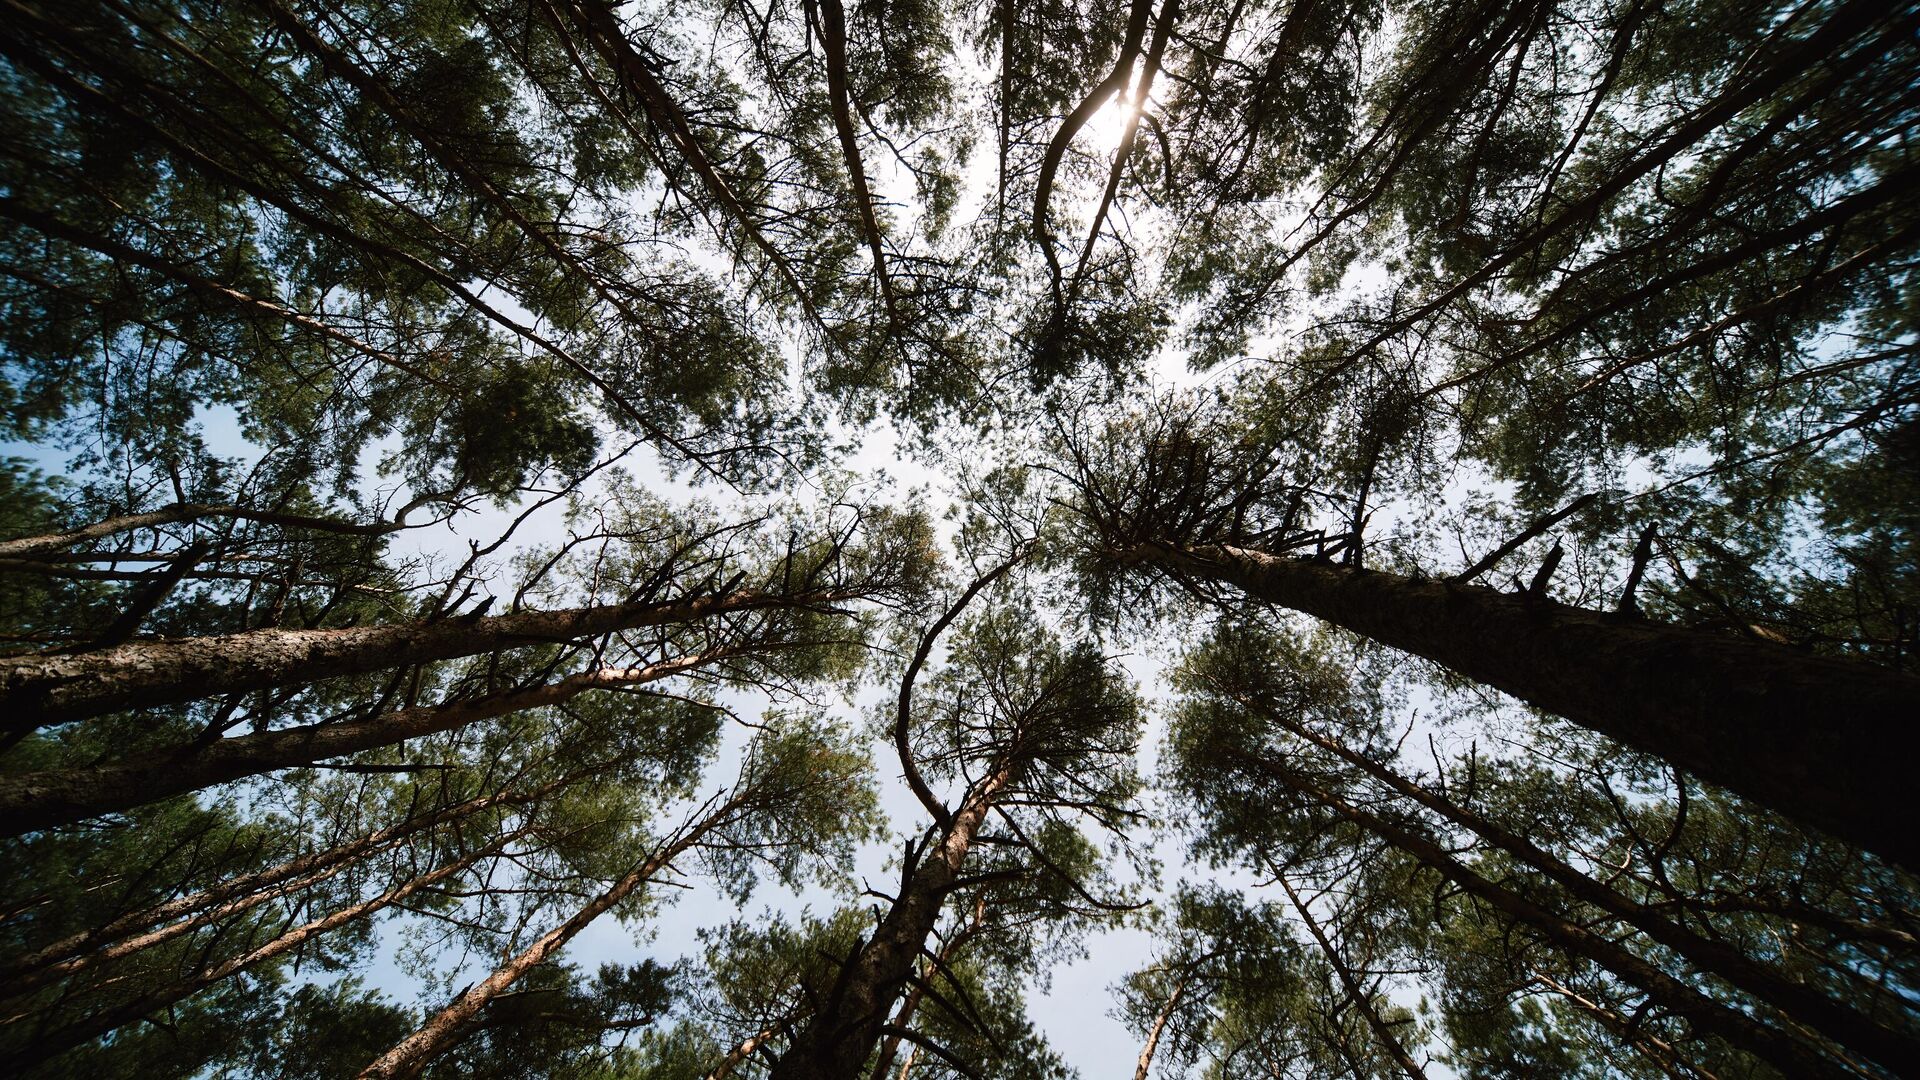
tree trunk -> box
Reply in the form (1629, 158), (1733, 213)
(1242, 750), (1865, 1080)
(0, 585), (846, 730)
(0, 501), (401, 560)
(356, 795), (746, 1079)
(1276, 874), (1427, 1080)
(1260, 703), (1920, 1072)
(1, 779), (570, 997)
(869, 899), (986, 1080)
(1127, 540), (1920, 870)
(768, 765), (1015, 1080)
(13, 831), (517, 1071)
(0, 651), (731, 836)
(1133, 970), (1189, 1080)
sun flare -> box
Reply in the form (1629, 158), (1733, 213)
(1085, 93), (1146, 154)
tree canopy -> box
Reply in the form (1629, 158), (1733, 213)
(2, 0), (1916, 1076)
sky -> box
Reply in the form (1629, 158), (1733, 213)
(15, 390), (1159, 1071)
(0, 8), (1481, 1072)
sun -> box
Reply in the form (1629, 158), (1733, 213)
(1084, 92), (1146, 156)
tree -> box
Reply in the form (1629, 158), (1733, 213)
(1063, 402), (1920, 870)
(1116, 886), (1432, 1080)
(359, 716), (880, 1079)
(767, 562), (1146, 1078)
(1158, 618), (1919, 1078)
(4, 0), (1917, 1074)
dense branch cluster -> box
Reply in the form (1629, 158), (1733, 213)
(2, 0), (1915, 1077)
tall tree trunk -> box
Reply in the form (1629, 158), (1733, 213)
(1258, 702), (1920, 1071)
(1, 778), (573, 997)
(0, 651), (733, 836)
(0, 501), (403, 560)
(869, 899), (987, 1080)
(356, 793), (748, 1079)
(1275, 874), (1427, 1080)
(0, 585), (847, 730)
(1132, 969), (1190, 1080)
(768, 764), (1016, 1080)
(1240, 750), (1867, 1080)
(1125, 540), (1920, 870)
(13, 830), (519, 1071)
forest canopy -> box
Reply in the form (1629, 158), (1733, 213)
(1, 0), (1916, 1077)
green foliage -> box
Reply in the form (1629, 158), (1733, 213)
(4, 0), (1918, 1075)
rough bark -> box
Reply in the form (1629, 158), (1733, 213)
(1260, 704), (1920, 1072)
(1276, 875), (1427, 1080)
(869, 898), (986, 1080)
(14, 832), (515, 1071)
(0, 652), (731, 836)
(768, 765), (1015, 1080)
(1245, 752), (1863, 1080)
(0, 586), (840, 729)
(356, 797), (744, 1079)
(1128, 540), (1920, 870)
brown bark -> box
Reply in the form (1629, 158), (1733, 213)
(869, 898), (987, 1080)
(816, 0), (896, 319)
(1276, 875), (1427, 1080)
(0, 586), (839, 729)
(768, 763), (1016, 1080)
(1257, 703), (1920, 1072)
(1132, 969), (1189, 1080)
(1128, 541), (1920, 871)
(1243, 752), (1862, 1080)
(0, 651), (732, 836)
(0, 780), (571, 996)
(356, 795), (746, 1079)
(1530, 968), (1725, 1080)
(14, 831), (516, 1071)
(0, 500), (403, 561)
(709, 1023), (783, 1079)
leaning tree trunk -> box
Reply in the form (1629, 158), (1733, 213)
(1262, 703), (1920, 1072)
(1276, 874), (1428, 1080)
(13, 830), (518, 1071)
(868, 898), (987, 1080)
(0, 501), (404, 560)
(1124, 540), (1920, 871)
(1132, 968), (1191, 1080)
(1243, 750), (1868, 1080)
(356, 792), (748, 1079)
(0, 651), (739, 836)
(0, 777), (577, 998)
(768, 764), (1015, 1080)
(0, 584), (850, 730)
